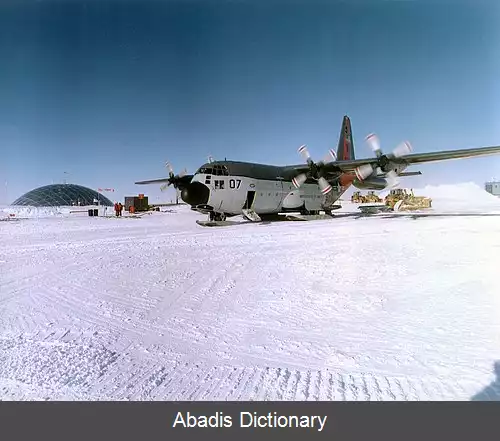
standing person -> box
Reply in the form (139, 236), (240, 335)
(114, 202), (119, 217)
(118, 202), (123, 216)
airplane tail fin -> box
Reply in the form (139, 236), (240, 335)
(336, 115), (355, 161)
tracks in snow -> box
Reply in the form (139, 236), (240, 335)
(2, 209), (500, 400)
(0, 330), (485, 401)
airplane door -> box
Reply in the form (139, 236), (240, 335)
(275, 178), (284, 210)
(244, 191), (256, 209)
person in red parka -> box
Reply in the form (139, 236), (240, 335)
(114, 202), (119, 217)
(118, 202), (123, 216)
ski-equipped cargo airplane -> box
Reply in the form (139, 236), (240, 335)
(135, 115), (500, 223)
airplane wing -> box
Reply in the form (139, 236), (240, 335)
(319, 145), (500, 173)
(135, 177), (172, 185)
(135, 174), (194, 190)
(391, 145), (500, 165)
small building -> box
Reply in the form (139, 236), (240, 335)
(485, 181), (500, 197)
(124, 194), (149, 212)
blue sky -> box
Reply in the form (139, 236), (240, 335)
(1, 0), (500, 204)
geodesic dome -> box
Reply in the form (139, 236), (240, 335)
(11, 184), (113, 207)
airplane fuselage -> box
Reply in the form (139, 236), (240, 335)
(181, 160), (355, 217)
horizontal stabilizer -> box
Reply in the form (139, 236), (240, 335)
(398, 171), (422, 177)
(378, 171), (421, 178)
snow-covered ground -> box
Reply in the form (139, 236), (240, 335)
(1, 183), (500, 401)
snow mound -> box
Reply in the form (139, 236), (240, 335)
(412, 182), (500, 213)
(375, 182), (500, 213)
(0, 206), (8, 220)
(417, 182), (499, 203)
(2, 206), (65, 218)
(1, 205), (110, 219)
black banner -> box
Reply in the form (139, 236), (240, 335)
(1, 402), (499, 441)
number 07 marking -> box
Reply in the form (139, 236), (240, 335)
(229, 179), (241, 189)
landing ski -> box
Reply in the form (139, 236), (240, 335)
(284, 213), (335, 221)
(358, 204), (392, 214)
(196, 219), (251, 227)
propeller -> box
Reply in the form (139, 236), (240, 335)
(292, 145), (334, 195)
(160, 161), (188, 191)
(323, 148), (337, 163)
(354, 134), (413, 187)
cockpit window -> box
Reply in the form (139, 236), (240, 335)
(214, 165), (229, 176)
(197, 167), (213, 175)
(197, 164), (228, 176)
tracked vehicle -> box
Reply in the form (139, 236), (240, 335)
(385, 189), (432, 211)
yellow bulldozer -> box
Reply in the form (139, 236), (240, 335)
(351, 191), (382, 203)
(351, 191), (364, 203)
(365, 191), (382, 203)
(384, 188), (432, 211)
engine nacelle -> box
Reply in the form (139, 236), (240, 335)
(352, 176), (388, 190)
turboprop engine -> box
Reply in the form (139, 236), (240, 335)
(352, 133), (413, 190)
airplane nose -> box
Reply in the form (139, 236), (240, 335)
(181, 182), (210, 206)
